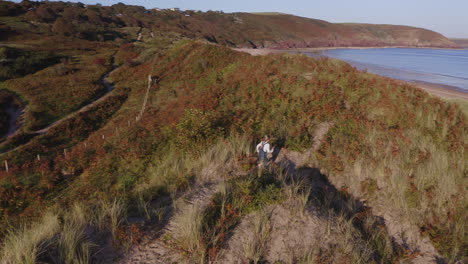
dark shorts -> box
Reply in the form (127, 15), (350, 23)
(259, 152), (268, 164)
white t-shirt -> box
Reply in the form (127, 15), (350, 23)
(256, 141), (273, 153)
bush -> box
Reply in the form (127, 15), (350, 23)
(0, 2), (24, 16)
(173, 109), (225, 151)
(0, 47), (61, 81)
(52, 17), (75, 36)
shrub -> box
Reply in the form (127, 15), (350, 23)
(173, 109), (225, 152)
(52, 17), (75, 36)
(0, 47), (61, 81)
(35, 6), (57, 23)
(0, 2), (24, 16)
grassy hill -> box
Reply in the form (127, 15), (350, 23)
(0, 1), (458, 49)
(141, 11), (457, 48)
(0, 1), (466, 263)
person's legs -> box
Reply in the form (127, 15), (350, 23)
(261, 152), (267, 167)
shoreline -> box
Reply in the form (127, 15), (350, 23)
(408, 81), (468, 100)
(291, 46), (466, 51)
(234, 46), (466, 55)
(233, 47), (468, 100)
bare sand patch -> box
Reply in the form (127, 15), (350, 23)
(232, 48), (286, 56)
(411, 82), (468, 100)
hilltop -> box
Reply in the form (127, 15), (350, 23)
(0, 1), (466, 264)
(0, 1), (458, 49)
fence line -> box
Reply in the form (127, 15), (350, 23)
(137, 74), (153, 121)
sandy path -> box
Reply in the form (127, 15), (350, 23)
(410, 82), (468, 100)
(118, 120), (444, 263)
(119, 183), (222, 264)
(232, 48), (285, 56)
(34, 65), (119, 134)
(0, 63), (119, 155)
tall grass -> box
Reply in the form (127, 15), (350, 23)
(1, 37), (466, 262)
(135, 134), (252, 198)
(282, 174), (311, 217)
(0, 201), (126, 264)
(340, 120), (466, 259)
(171, 205), (206, 258)
(0, 212), (59, 264)
(97, 199), (126, 241)
(242, 209), (273, 264)
(446, 98), (468, 117)
(54, 204), (95, 264)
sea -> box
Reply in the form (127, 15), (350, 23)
(303, 48), (468, 92)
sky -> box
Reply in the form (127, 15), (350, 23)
(19, 0), (468, 38)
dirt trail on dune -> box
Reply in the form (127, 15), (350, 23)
(0, 60), (119, 155)
(119, 122), (337, 263)
(277, 153), (442, 263)
(119, 121), (443, 263)
(34, 64), (119, 135)
(119, 183), (222, 264)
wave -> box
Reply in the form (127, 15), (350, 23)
(433, 72), (468, 81)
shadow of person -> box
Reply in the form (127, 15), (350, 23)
(271, 145), (282, 162)
(270, 137), (285, 162)
(269, 154), (406, 263)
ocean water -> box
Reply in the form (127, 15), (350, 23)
(305, 48), (468, 92)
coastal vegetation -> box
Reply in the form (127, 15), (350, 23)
(0, 1), (466, 263)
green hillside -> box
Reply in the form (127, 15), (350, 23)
(0, 1), (458, 49)
(0, 1), (466, 263)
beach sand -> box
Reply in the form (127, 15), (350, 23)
(410, 82), (468, 100)
(234, 48), (468, 101)
(233, 48), (285, 56)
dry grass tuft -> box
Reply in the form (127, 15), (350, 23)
(243, 209), (273, 263)
(171, 205), (206, 259)
(0, 212), (59, 264)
